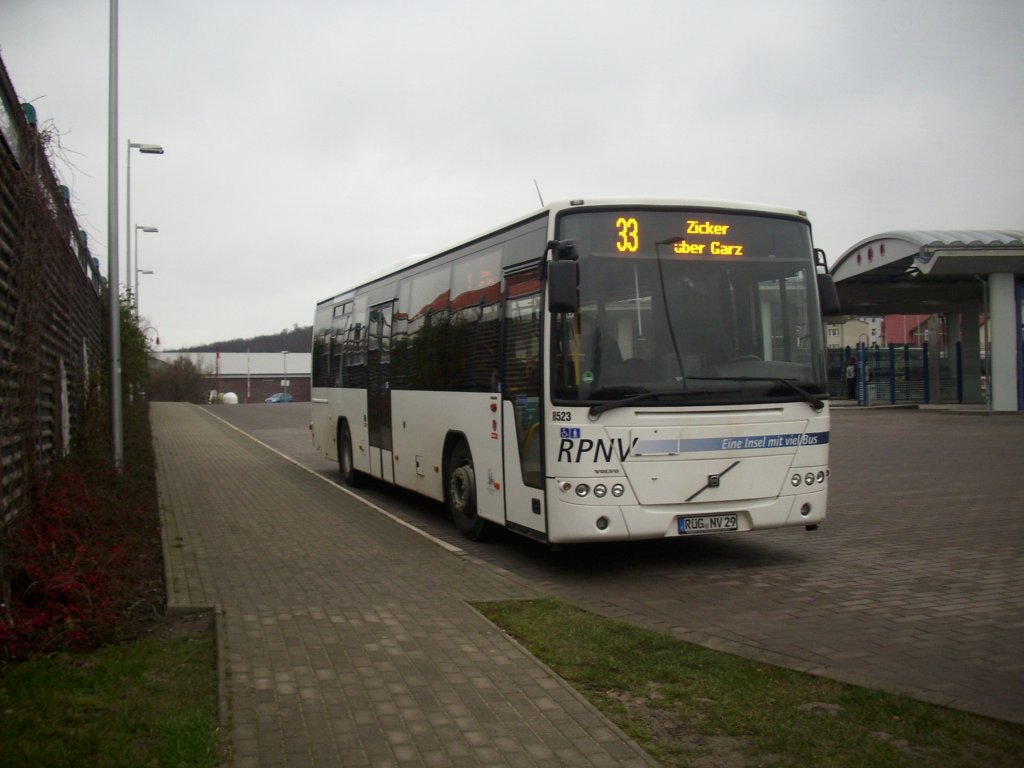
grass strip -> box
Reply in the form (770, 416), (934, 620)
(0, 619), (218, 768)
(475, 597), (1024, 768)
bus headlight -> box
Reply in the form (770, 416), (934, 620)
(611, 483), (625, 497)
(593, 484), (607, 498)
(575, 484), (590, 497)
(791, 474), (801, 487)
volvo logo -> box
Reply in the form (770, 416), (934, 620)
(686, 460), (740, 502)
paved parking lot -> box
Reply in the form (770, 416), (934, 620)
(211, 403), (1024, 725)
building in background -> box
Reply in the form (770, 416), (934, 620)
(825, 317), (884, 350)
(152, 351), (311, 402)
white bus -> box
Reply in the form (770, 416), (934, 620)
(311, 198), (840, 544)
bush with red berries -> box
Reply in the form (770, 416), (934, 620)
(1, 403), (163, 659)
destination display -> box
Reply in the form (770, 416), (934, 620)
(558, 209), (812, 263)
(616, 215), (745, 257)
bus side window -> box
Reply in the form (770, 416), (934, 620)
(406, 266), (451, 390)
(312, 332), (324, 387)
(344, 298), (368, 389)
(450, 250), (501, 392)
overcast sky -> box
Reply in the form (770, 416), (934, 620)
(1, 0), (1022, 349)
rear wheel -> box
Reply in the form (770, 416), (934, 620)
(339, 421), (363, 487)
(447, 440), (488, 541)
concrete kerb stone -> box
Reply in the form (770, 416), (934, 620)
(464, 602), (659, 768)
(156, 433), (231, 760)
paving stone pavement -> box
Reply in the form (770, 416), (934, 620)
(153, 402), (656, 767)
(213, 402), (1024, 728)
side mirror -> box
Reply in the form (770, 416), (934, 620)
(547, 239), (579, 313)
(817, 274), (841, 317)
(548, 259), (578, 313)
(812, 249), (841, 316)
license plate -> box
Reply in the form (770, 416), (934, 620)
(678, 514), (738, 534)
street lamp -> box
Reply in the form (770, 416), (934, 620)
(109, 1), (121, 470)
(126, 139), (163, 301)
(135, 268), (155, 318)
(282, 351), (289, 395)
(134, 225), (158, 318)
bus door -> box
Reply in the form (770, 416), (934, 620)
(501, 264), (547, 539)
(367, 301), (395, 482)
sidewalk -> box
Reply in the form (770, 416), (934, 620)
(153, 402), (656, 767)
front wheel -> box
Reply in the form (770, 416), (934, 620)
(447, 441), (489, 541)
(339, 421), (363, 487)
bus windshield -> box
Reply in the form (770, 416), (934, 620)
(552, 209), (828, 407)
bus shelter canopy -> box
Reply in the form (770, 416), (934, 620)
(830, 230), (1024, 315)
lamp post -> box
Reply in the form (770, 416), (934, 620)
(133, 225), (158, 317)
(135, 268), (154, 318)
(282, 351), (289, 396)
(126, 140), (163, 301)
(109, 0), (122, 470)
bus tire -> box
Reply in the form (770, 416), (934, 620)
(447, 440), (488, 541)
(339, 421), (363, 487)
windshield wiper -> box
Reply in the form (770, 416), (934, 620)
(587, 387), (737, 419)
(688, 376), (825, 411)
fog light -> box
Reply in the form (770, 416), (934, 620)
(791, 474), (801, 487)
(611, 483), (625, 497)
(800, 503), (812, 517)
(816, 471), (826, 484)
(596, 516), (609, 530)
(593, 484), (607, 498)
(575, 484), (590, 497)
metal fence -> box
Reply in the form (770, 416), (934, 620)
(828, 342), (986, 407)
(1, 55), (104, 522)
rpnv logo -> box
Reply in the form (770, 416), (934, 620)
(560, 427), (581, 439)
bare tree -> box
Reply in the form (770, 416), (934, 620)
(147, 356), (210, 403)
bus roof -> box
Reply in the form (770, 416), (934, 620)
(316, 197), (810, 307)
(543, 197), (808, 219)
